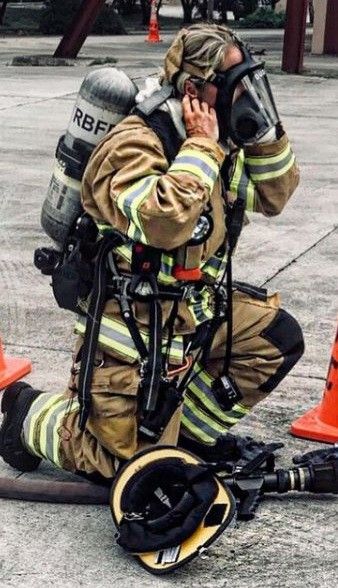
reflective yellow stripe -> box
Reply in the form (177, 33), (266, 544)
(23, 394), (80, 468)
(245, 143), (295, 182)
(169, 148), (219, 192)
(75, 314), (184, 365)
(180, 414), (216, 445)
(230, 150), (244, 193)
(181, 363), (250, 444)
(246, 179), (255, 212)
(188, 382), (238, 425)
(27, 394), (61, 456)
(230, 150), (256, 212)
(96, 222), (115, 235)
(116, 176), (157, 227)
(184, 394), (234, 431)
(249, 153), (295, 182)
(126, 221), (148, 244)
(39, 397), (68, 459)
(202, 251), (227, 281)
(245, 144), (291, 166)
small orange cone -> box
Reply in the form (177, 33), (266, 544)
(0, 338), (32, 390)
(146, 0), (161, 43)
(291, 325), (338, 443)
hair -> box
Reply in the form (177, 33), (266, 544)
(163, 24), (241, 93)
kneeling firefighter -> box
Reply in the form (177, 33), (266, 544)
(1, 24), (304, 522)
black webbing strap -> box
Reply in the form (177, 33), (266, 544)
(78, 234), (124, 431)
(141, 297), (163, 413)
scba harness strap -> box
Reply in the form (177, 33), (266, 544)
(73, 108), (247, 434)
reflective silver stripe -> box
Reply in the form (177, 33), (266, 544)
(23, 394), (79, 467)
(182, 401), (223, 443)
(184, 393), (233, 433)
(45, 399), (78, 466)
(202, 252), (227, 280)
(169, 148), (219, 191)
(298, 467), (306, 491)
(171, 155), (218, 182)
(246, 149), (293, 176)
(230, 150), (256, 212)
(121, 176), (156, 212)
(188, 297), (213, 325)
(289, 469), (296, 491)
(181, 363), (250, 443)
(180, 413), (216, 445)
(23, 394), (62, 457)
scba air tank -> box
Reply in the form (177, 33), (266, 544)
(41, 68), (138, 246)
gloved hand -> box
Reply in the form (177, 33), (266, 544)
(178, 432), (284, 473)
(292, 446), (338, 466)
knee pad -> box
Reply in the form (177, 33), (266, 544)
(259, 309), (305, 393)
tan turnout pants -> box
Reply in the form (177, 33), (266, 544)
(24, 288), (304, 480)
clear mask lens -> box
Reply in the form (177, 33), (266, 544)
(230, 69), (279, 144)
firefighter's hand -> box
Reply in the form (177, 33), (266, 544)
(182, 95), (219, 142)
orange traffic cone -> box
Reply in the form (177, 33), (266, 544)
(291, 325), (338, 443)
(146, 0), (161, 43)
(0, 337), (32, 390)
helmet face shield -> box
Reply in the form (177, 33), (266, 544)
(213, 46), (280, 146)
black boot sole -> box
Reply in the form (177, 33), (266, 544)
(0, 381), (43, 472)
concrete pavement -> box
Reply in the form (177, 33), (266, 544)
(0, 33), (338, 588)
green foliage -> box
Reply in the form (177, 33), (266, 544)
(39, 0), (123, 34)
(238, 7), (285, 28)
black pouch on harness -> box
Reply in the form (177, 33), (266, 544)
(51, 242), (94, 314)
(138, 379), (183, 443)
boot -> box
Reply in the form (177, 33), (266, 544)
(0, 381), (44, 472)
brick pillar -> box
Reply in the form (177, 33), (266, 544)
(282, 0), (308, 73)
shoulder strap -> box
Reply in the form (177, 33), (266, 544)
(136, 109), (183, 165)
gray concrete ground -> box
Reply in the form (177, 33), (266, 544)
(0, 31), (338, 588)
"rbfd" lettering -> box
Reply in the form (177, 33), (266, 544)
(72, 107), (114, 135)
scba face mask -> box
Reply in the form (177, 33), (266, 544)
(213, 45), (280, 146)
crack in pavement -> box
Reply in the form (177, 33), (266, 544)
(289, 373), (326, 382)
(261, 225), (337, 287)
(3, 341), (71, 354)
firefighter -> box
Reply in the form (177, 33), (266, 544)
(0, 24), (304, 482)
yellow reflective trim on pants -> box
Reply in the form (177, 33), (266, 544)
(26, 394), (61, 457)
(180, 413), (216, 445)
(188, 382), (239, 426)
(245, 144), (291, 166)
(39, 398), (71, 466)
(184, 394), (235, 432)
(23, 394), (80, 468)
(232, 403), (250, 416)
